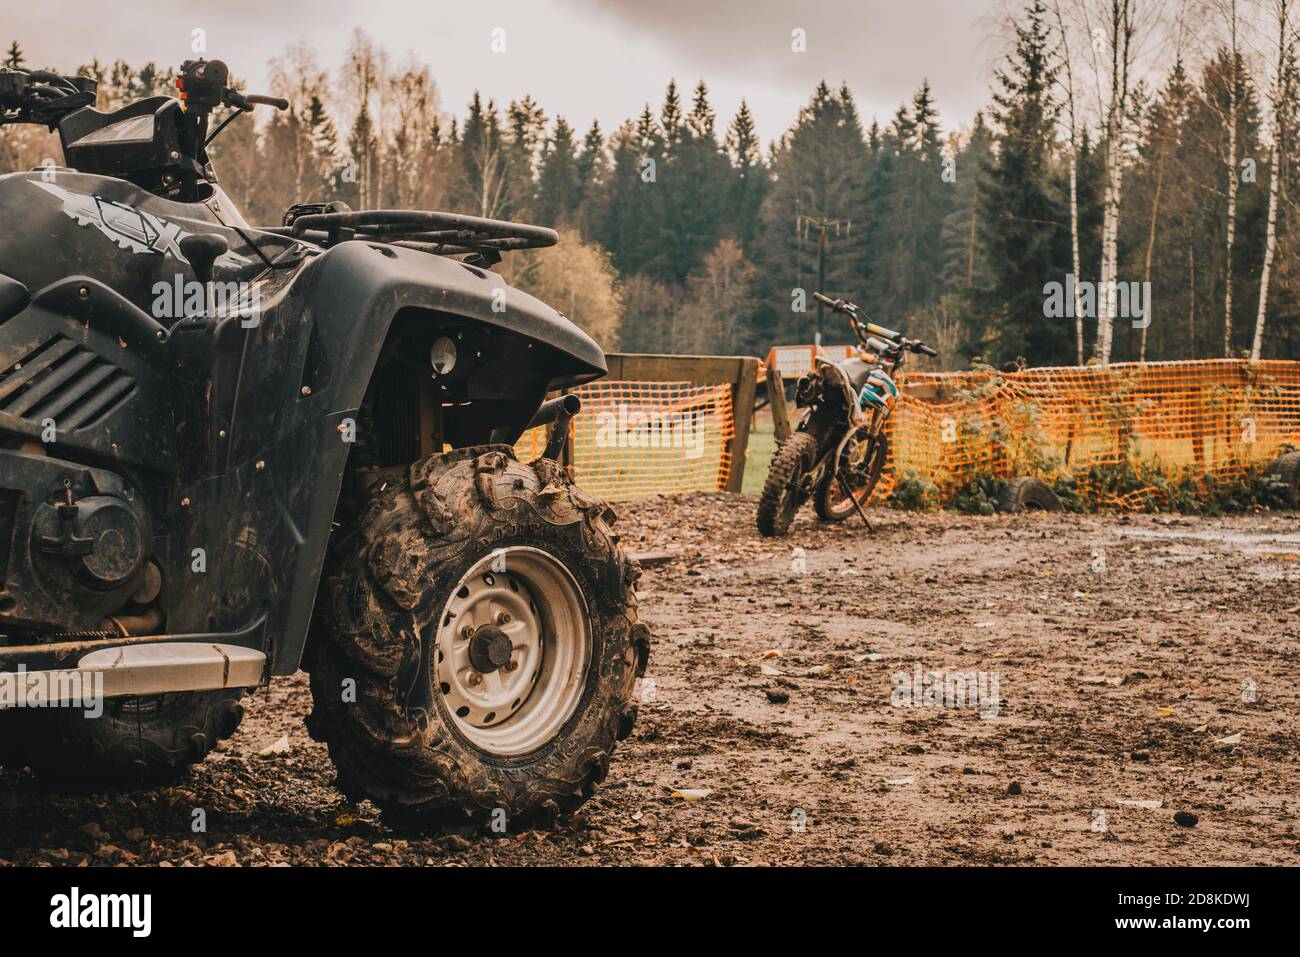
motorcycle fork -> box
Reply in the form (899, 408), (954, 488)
(838, 409), (889, 533)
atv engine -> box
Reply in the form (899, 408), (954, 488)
(0, 448), (153, 633)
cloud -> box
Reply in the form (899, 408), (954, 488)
(562, 0), (1001, 128)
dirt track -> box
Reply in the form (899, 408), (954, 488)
(2, 493), (1298, 866)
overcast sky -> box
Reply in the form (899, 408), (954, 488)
(6, 0), (1007, 144)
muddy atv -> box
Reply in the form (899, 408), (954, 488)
(0, 59), (649, 828)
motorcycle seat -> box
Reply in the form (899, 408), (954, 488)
(838, 356), (877, 392)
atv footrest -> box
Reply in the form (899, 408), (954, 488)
(0, 642), (264, 708)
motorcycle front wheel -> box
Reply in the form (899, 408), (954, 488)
(756, 432), (817, 537)
(815, 431), (888, 522)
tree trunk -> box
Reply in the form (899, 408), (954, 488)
(1252, 0), (1290, 363)
(1140, 155), (1165, 361)
(1254, 135), (1283, 362)
(1094, 0), (1133, 366)
(1224, 6), (1239, 357)
(1097, 133), (1123, 363)
(1069, 142), (1084, 364)
(1049, 1), (1085, 364)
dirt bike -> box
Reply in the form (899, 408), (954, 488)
(0, 58), (649, 828)
(756, 292), (938, 537)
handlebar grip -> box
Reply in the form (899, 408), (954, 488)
(246, 94), (290, 111)
(917, 344), (939, 358)
(812, 292), (835, 306)
(866, 321), (902, 341)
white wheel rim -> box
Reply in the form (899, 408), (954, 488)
(432, 546), (591, 756)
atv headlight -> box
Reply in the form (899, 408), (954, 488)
(430, 336), (457, 376)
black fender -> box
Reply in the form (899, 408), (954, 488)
(303, 240), (606, 409)
(163, 240), (607, 676)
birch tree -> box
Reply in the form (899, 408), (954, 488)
(1138, 24), (1193, 361)
(1226, 1), (1242, 354)
(1048, 0), (1089, 363)
(1251, 0), (1294, 360)
(1080, 0), (1139, 364)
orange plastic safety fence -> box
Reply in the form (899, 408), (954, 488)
(515, 380), (736, 500)
(882, 359), (1300, 509)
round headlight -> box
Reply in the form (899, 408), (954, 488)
(430, 336), (457, 375)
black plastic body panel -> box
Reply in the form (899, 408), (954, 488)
(0, 169), (607, 675)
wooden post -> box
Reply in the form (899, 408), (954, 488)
(766, 363), (792, 444)
(729, 358), (760, 493)
(604, 353), (762, 494)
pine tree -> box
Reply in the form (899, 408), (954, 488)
(724, 100), (768, 255)
(457, 92), (512, 218)
(874, 81), (951, 322)
(4, 41), (23, 70)
(975, 0), (1068, 366)
(306, 94), (345, 201)
(654, 80), (729, 283)
(574, 119), (608, 235)
(596, 117), (662, 276)
(536, 116), (582, 227)
(939, 112), (994, 295)
(346, 104), (378, 210)
(752, 81), (871, 348)
(1180, 50), (1266, 359)
(660, 80), (684, 154)
(504, 95), (546, 217)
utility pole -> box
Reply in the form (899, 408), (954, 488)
(797, 214), (851, 347)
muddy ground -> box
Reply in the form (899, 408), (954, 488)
(2, 493), (1298, 866)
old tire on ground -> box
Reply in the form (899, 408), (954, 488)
(757, 432), (817, 537)
(305, 445), (650, 830)
(997, 476), (1063, 514)
(0, 690), (246, 788)
(1265, 452), (1300, 508)
(815, 431), (888, 523)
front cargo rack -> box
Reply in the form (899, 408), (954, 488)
(265, 207), (558, 267)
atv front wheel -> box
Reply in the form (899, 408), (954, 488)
(0, 690), (246, 788)
(306, 446), (649, 829)
(756, 432), (817, 537)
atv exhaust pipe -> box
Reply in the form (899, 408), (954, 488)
(527, 393), (582, 431)
(527, 394), (581, 462)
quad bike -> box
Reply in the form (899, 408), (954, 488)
(0, 59), (649, 827)
(757, 292), (937, 537)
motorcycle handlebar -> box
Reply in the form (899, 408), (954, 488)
(812, 290), (938, 358)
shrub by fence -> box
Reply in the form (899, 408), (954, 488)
(884, 359), (1300, 512)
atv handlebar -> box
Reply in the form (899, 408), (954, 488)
(179, 59), (287, 114)
(0, 68), (97, 128)
(284, 208), (559, 251)
(224, 89), (289, 112)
